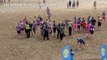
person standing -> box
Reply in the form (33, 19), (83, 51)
(16, 23), (22, 35)
(52, 21), (57, 37)
(98, 16), (102, 31)
(91, 17), (96, 26)
(20, 21), (25, 35)
(32, 21), (37, 34)
(93, 0), (96, 9)
(25, 22), (31, 38)
(72, 21), (77, 38)
(64, 19), (69, 31)
(57, 23), (61, 39)
(76, 0), (79, 7)
(72, 0), (75, 8)
(87, 16), (91, 24)
(90, 24), (95, 38)
(46, 7), (52, 21)
(81, 20), (86, 32)
(60, 25), (65, 40)
(28, 21), (33, 36)
(40, 23), (44, 36)
(68, 21), (72, 36)
(43, 23), (49, 40)
(102, 11), (106, 21)
(77, 18), (81, 32)
(70, 49), (75, 60)
(69, 0), (72, 8)
(86, 23), (91, 38)
(46, 7), (50, 15)
(61, 22), (65, 30)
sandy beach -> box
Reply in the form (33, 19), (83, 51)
(0, 0), (107, 60)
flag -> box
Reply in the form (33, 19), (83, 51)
(62, 45), (74, 60)
(99, 44), (107, 60)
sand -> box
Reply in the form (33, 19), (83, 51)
(0, 0), (107, 60)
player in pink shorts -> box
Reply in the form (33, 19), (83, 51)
(72, 21), (77, 38)
(86, 23), (91, 38)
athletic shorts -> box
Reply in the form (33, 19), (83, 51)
(77, 25), (80, 29)
(21, 28), (24, 31)
(25, 29), (30, 33)
(17, 30), (21, 34)
(102, 16), (105, 19)
(90, 30), (94, 34)
(53, 28), (56, 33)
(98, 22), (101, 27)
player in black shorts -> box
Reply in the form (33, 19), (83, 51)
(53, 21), (57, 37)
(69, 0), (71, 7)
(98, 16), (102, 31)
